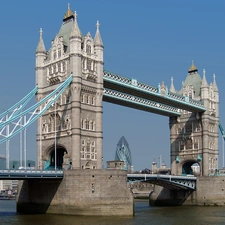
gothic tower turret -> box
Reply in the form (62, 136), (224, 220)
(36, 5), (104, 170)
(169, 61), (219, 176)
(35, 28), (47, 88)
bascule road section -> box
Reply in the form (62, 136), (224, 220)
(103, 70), (206, 116)
(127, 174), (196, 191)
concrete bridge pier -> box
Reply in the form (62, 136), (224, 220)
(17, 170), (134, 216)
(149, 185), (192, 206)
(149, 177), (225, 206)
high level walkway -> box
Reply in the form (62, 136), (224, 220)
(103, 70), (206, 116)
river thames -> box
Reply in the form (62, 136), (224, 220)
(1, 200), (225, 225)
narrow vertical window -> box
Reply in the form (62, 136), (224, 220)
(86, 44), (91, 54)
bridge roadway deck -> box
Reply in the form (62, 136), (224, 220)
(0, 169), (63, 180)
(0, 170), (196, 191)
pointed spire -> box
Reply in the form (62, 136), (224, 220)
(69, 11), (82, 39)
(213, 73), (218, 91)
(64, 3), (73, 19)
(201, 69), (208, 87)
(170, 77), (176, 93)
(36, 28), (46, 53)
(94, 20), (103, 47)
(188, 60), (198, 73)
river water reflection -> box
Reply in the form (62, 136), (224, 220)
(1, 200), (225, 225)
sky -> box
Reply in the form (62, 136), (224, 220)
(0, 0), (224, 171)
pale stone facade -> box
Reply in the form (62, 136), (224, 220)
(35, 6), (104, 170)
(169, 63), (219, 176)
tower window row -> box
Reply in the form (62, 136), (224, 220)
(42, 113), (71, 133)
(82, 58), (96, 72)
(47, 61), (66, 75)
(179, 138), (199, 151)
(52, 46), (65, 60)
(81, 119), (95, 131)
(81, 140), (97, 160)
(177, 122), (201, 134)
(81, 94), (95, 105)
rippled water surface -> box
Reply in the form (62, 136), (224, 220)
(1, 200), (225, 225)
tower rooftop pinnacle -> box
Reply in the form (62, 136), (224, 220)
(69, 10), (82, 39)
(188, 60), (198, 73)
(94, 20), (103, 47)
(36, 28), (46, 53)
(64, 3), (73, 21)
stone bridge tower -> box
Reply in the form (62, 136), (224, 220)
(35, 5), (104, 170)
(169, 62), (219, 176)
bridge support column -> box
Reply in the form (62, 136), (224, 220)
(149, 185), (192, 206)
(17, 169), (134, 216)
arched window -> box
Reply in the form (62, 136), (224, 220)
(179, 140), (184, 151)
(86, 44), (91, 54)
(87, 143), (90, 152)
(58, 62), (61, 73)
(185, 138), (192, 150)
(62, 61), (66, 72)
(188, 91), (192, 98)
(48, 67), (51, 75)
(93, 122), (96, 131)
(91, 96), (94, 105)
(82, 59), (86, 69)
(195, 123), (201, 132)
(53, 49), (57, 60)
(81, 119), (84, 129)
(88, 96), (92, 105)
(53, 64), (56, 74)
(58, 48), (61, 58)
(48, 116), (53, 132)
(90, 121), (93, 130)
(86, 120), (89, 130)
(86, 95), (89, 104)
(83, 95), (87, 104)
(87, 59), (91, 71)
(55, 113), (61, 131)
(209, 142), (214, 150)
(194, 139), (199, 149)
(185, 122), (192, 134)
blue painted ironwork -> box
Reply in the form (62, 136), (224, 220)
(127, 174), (196, 190)
(0, 86), (38, 124)
(103, 88), (181, 117)
(197, 154), (202, 162)
(0, 75), (72, 144)
(219, 123), (225, 140)
(0, 169), (63, 180)
(176, 156), (180, 163)
(103, 70), (206, 112)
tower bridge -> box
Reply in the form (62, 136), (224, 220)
(0, 4), (222, 215)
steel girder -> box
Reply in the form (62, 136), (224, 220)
(0, 86), (38, 125)
(0, 75), (72, 144)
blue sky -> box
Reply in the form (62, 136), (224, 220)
(0, 1), (224, 171)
